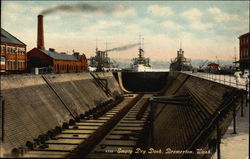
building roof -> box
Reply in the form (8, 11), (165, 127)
(39, 49), (80, 61)
(239, 32), (250, 39)
(1, 28), (26, 46)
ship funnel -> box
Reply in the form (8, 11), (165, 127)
(37, 15), (45, 50)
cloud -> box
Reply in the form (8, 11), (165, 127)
(2, 11), (17, 23)
(82, 20), (123, 35)
(46, 15), (61, 21)
(2, 2), (23, 23)
(123, 24), (152, 35)
(208, 7), (248, 24)
(97, 20), (122, 27)
(113, 5), (136, 17)
(207, 7), (248, 35)
(208, 7), (231, 22)
(189, 21), (213, 30)
(181, 8), (203, 22)
(225, 25), (249, 32)
(161, 20), (184, 30)
(5, 2), (22, 10)
(140, 18), (155, 24)
(239, 11), (249, 24)
(181, 8), (213, 31)
(29, 6), (45, 14)
(147, 5), (173, 17)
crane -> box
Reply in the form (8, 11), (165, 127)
(199, 60), (208, 69)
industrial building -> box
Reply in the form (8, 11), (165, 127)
(27, 48), (88, 73)
(239, 32), (250, 72)
(0, 28), (27, 74)
(27, 15), (88, 73)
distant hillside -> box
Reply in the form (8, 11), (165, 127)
(112, 58), (235, 70)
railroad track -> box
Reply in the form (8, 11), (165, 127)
(22, 93), (151, 158)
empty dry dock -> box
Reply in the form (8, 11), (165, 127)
(0, 72), (247, 159)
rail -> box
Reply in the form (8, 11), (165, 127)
(181, 88), (246, 159)
(90, 73), (112, 97)
(41, 75), (76, 119)
(13, 93), (152, 158)
(183, 71), (249, 109)
(185, 72), (249, 91)
(68, 94), (143, 158)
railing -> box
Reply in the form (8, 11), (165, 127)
(90, 73), (112, 97)
(186, 72), (249, 91)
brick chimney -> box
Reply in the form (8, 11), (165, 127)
(73, 52), (80, 59)
(37, 15), (45, 50)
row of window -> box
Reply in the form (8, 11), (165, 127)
(240, 48), (249, 58)
(240, 36), (249, 45)
(0, 45), (25, 54)
(53, 64), (86, 72)
(5, 60), (26, 70)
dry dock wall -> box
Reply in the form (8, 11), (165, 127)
(0, 72), (122, 156)
(152, 72), (245, 159)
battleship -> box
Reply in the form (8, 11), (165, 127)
(88, 48), (120, 72)
(170, 46), (193, 71)
(124, 38), (152, 72)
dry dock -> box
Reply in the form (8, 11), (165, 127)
(0, 72), (248, 159)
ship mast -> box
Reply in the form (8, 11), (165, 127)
(180, 39), (182, 49)
(177, 39), (184, 57)
(138, 35), (144, 58)
(96, 37), (98, 52)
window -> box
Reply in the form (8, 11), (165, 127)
(12, 61), (15, 70)
(16, 61), (19, 70)
(9, 61), (11, 70)
(9, 61), (12, 70)
(0, 45), (4, 53)
(6, 61), (8, 70)
(0, 57), (5, 66)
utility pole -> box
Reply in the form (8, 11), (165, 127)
(234, 38), (237, 68)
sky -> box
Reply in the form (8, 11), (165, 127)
(1, 1), (249, 62)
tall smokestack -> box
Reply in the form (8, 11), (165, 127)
(37, 15), (45, 50)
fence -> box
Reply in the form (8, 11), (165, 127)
(187, 72), (249, 91)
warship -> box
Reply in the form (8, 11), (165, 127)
(170, 45), (193, 71)
(124, 37), (152, 72)
(88, 48), (120, 72)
